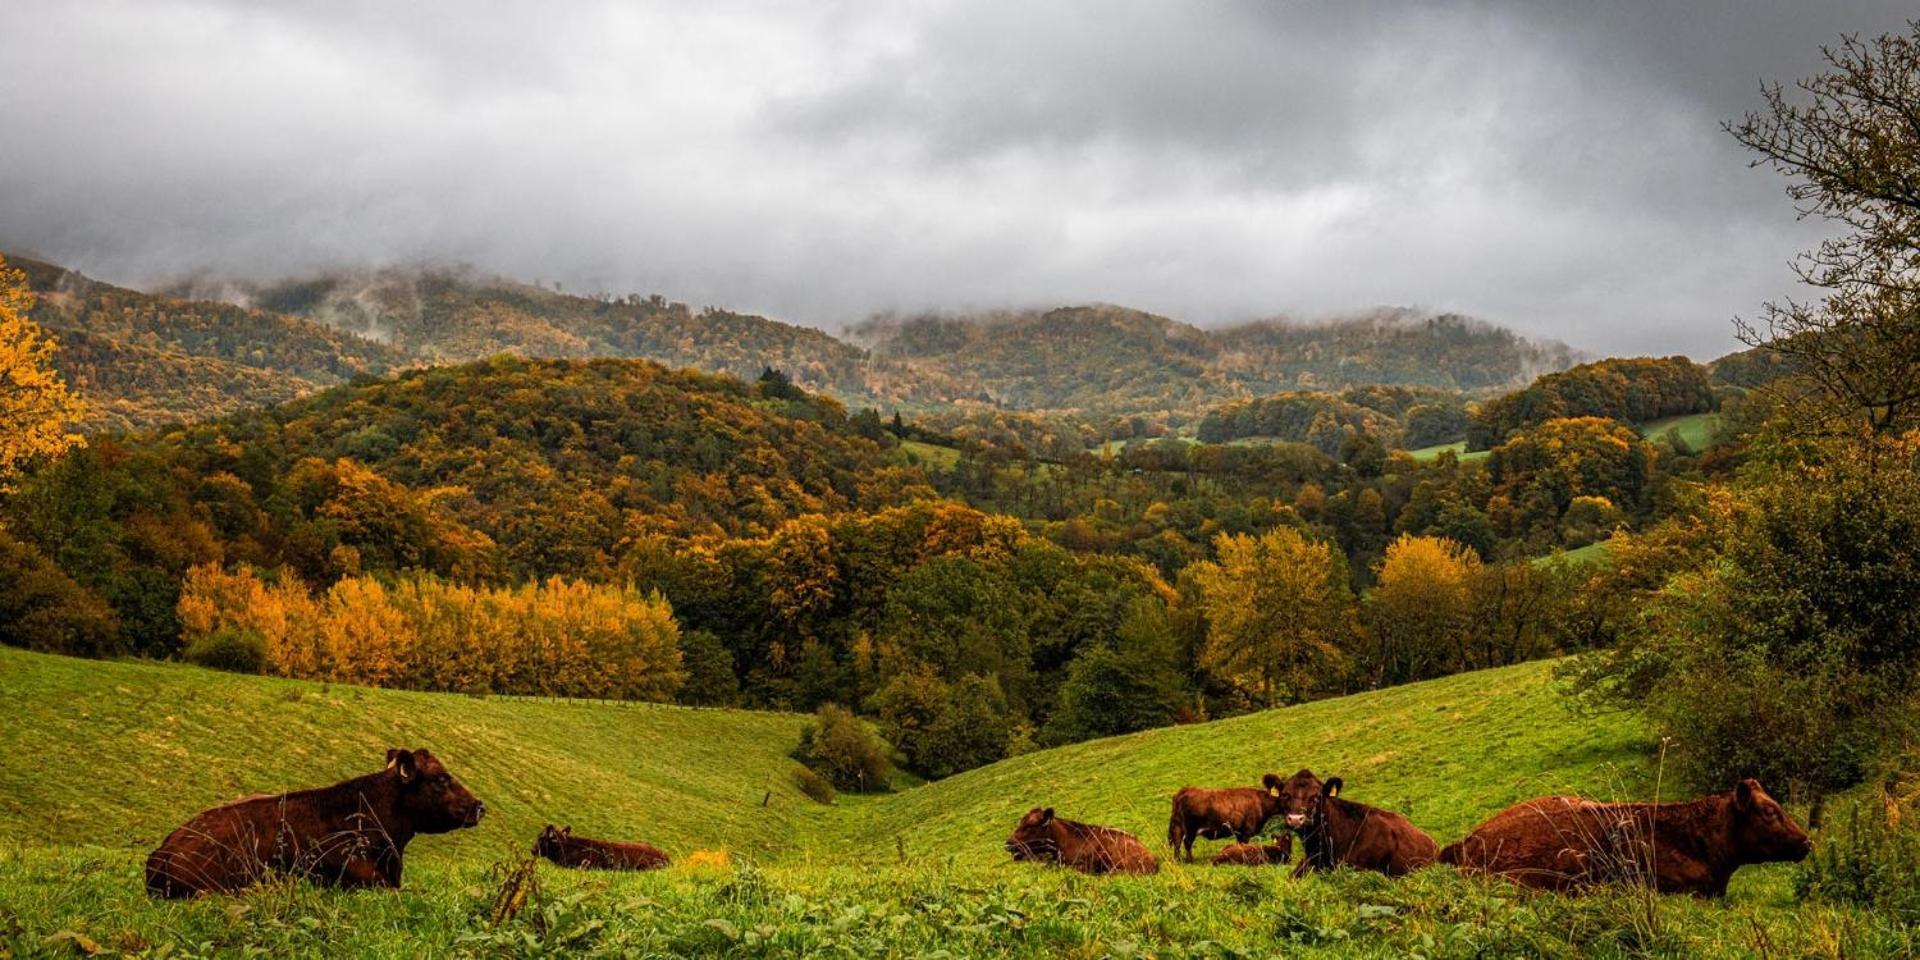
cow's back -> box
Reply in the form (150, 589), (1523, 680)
(1444, 796), (1611, 890)
(146, 795), (288, 897)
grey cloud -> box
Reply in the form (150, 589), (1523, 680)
(1, 0), (1912, 359)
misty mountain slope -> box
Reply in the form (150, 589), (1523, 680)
(11, 255), (403, 430)
(853, 306), (1579, 418)
(243, 267), (884, 401)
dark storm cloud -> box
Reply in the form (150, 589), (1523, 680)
(0, 0), (1912, 357)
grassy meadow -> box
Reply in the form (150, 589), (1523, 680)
(2, 647), (1912, 958)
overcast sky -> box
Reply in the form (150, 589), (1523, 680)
(2, 1), (1913, 357)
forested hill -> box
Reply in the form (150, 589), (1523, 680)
(851, 306), (1580, 417)
(13, 256), (403, 430)
(235, 266), (884, 401)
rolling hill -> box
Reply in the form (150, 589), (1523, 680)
(3, 648), (1890, 958)
(0, 648), (1643, 863)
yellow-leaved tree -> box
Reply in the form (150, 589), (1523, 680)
(1359, 534), (1482, 687)
(1191, 526), (1355, 707)
(0, 255), (84, 486)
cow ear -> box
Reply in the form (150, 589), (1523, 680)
(1323, 777), (1343, 799)
(1040, 808), (1054, 824)
(393, 750), (417, 782)
(1734, 779), (1757, 810)
(385, 748), (403, 768)
(1263, 773), (1282, 795)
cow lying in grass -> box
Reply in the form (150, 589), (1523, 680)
(1273, 769), (1439, 877)
(1211, 838), (1292, 866)
(1440, 778), (1811, 895)
(1005, 807), (1159, 874)
(1167, 774), (1289, 862)
(146, 748), (485, 897)
(533, 824), (671, 870)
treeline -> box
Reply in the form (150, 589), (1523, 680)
(1467, 356), (1715, 450)
(179, 567), (684, 700)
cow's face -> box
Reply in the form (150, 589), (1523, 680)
(390, 748), (486, 833)
(533, 824), (567, 858)
(1006, 807), (1060, 862)
(1729, 779), (1811, 863)
(1273, 769), (1325, 831)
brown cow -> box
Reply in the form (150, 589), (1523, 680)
(1440, 778), (1811, 896)
(1211, 838), (1292, 866)
(1005, 807), (1159, 875)
(1280, 773), (1439, 878)
(1167, 773), (1288, 862)
(145, 748), (485, 897)
(533, 824), (671, 870)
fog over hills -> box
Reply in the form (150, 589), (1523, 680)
(4, 1), (1913, 357)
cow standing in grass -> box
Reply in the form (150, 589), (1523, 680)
(533, 824), (671, 870)
(1440, 779), (1811, 895)
(1273, 769), (1439, 877)
(1005, 807), (1159, 875)
(1167, 773), (1290, 862)
(145, 748), (485, 897)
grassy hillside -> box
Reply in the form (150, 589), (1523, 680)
(0, 647), (816, 863)
(822, 662), (1651, 867)
(5, 649), (1909, 957)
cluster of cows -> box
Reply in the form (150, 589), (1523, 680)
(1006, 767), (1813, 896)
(144, 748), (1811, 901)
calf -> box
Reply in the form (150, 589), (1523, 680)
(1005, 807), (1159, 875)
(533, 824), (671, 870)
(1211, 837), (1292, 866)
(1277, 772), (1438, 878)
(1167, 773), (1288, 862)
(145, 748), (485, 897)
(1439, 778), (1811, 896)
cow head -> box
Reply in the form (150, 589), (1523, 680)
(533, 824), (569, 857)
(388, 748), (486, 833)
(1728, 778), (1811, 863)
(1006, 807), (1061, 862)
(1272, 768), (1326, 831)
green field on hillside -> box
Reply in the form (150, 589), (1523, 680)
(1638, 412), (1724, 451)
(894, 438), (962, 470)
(3, 648), (1908, 958)
(1403, 440), (1490, 463)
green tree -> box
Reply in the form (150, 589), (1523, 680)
(1042, 597), (1191, 744)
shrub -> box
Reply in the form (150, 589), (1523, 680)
(183, 626), (268, 674)
(791, 765), (837, 805)
(794, 704), (892, 793)
(1796, 796), (1920, 923)
(0, 529), (121, 657)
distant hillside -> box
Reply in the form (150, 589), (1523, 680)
(12, 256), (402, 430)
(236, 267), (883, 402)
(851, 306), (1578, 418)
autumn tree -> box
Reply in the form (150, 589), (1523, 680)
(1728, 23), (1920, 435)
(0, 256), (84, 486)
(1359, 535), (1481, 687)
(1191, 526), (1354, 707)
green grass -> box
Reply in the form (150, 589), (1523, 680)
(894, 439), (961, 470)
(1534, 538), (1617, 569)
(3, 648), (1910, 957)
(1638, 413), (1725, 451)
(1402, 440), (1489, 463)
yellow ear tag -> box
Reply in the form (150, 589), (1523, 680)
(1329, 786), (1339, 798)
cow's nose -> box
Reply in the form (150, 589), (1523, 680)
(1285, 815), (1305, 827)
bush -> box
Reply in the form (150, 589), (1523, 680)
(678, 629), (740, 707)
(1796, 796), (1920, 923)
(794, 704), (892, 793)
(0, 529), (122, 657)
(791, 765), (837, 805)
(183, 626), (268, 674)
